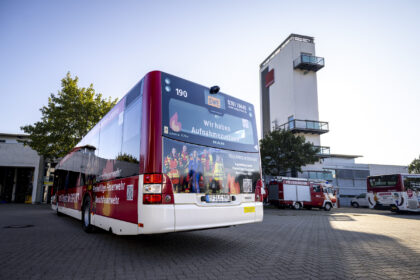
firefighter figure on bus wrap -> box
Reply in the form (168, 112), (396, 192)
(178, 145), (190, 192)
(211, 154), (226, 193)
(164, 147), (180, 191)
(201, 149), (214, 192)
(188, 150), (203, 193)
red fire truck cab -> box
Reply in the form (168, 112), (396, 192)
(268, 177), (337, 211)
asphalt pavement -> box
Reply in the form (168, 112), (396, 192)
(1, 204), (420, 280)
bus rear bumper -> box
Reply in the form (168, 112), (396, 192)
(138, 202), (263, 234)
(174, 202), (263, 232)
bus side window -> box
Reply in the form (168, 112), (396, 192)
(64, 172), (70, 190)
(79, 173), (86, 187)
(58, 170), (66, 191)
(121, 95), (142, 164)
(66, 171), (78, 188)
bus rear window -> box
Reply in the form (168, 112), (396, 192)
(369, 175), (398, 187)
(161, 72), (258, 153)
(403, 176), (420, 191)
(168, 98), (254, 145)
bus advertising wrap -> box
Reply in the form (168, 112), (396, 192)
(162, 137), (261, 194)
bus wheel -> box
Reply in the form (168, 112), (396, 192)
(82, 197), (95, 233)
(324, 203), (332, 211)
(294, 202), (302, 210)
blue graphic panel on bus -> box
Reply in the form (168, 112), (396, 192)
(161, 72), (258, 153)
(163, 137), (261, 194)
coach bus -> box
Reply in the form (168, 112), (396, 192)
(51, 71), (263, 235)
(366, 174), (420, 211)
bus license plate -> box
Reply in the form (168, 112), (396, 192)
(206, 194), (230, 203)
(244, 206), (255, 213)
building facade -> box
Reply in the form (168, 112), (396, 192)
(0, 133), (44, 203)
(259, 34), (407, 206)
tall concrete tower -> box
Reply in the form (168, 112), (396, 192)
(260, 34), (329, 155)
(258, 34), (409, 205)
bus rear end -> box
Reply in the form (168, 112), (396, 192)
(393, 174), (420, 212)
(366, 174), (403, 209)
(138, 72), (263, 234)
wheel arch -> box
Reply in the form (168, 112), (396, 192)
(81, 192), (93, 219)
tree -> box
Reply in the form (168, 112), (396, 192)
(259, 129), (320, 177)
(21, 72), (118, 160)
(408, 155), (420, 174)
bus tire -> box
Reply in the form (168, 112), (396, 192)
(82, 197), (95, 233)
(324, 203), (332, 211)
(294, 202), (302, 210)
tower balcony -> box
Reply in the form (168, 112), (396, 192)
(314, 146), (331, 157)
(293, 54), (324, 72)
(275, 119), (329, 135)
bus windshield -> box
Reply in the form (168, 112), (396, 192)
(161, 72), (258, 153)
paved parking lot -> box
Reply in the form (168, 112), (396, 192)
(1, 204), (420, 280)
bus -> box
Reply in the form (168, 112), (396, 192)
(366, 174), (420, 211)
(51, 71), (264, 235)
(392, 174), (420, 212)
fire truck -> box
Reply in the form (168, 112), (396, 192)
(267, 177), (337, 211)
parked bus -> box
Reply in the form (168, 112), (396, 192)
(392, 174), (420, 212)
(51, 71), (264, 235)
(267, 177), (337, 211)
(366, 174), (420, 211)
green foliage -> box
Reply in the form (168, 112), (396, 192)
(259, 129), (320, 176)
(408, 155), (420, 174)
(116, 153), (139, 164)
(21, 72), (118, 160)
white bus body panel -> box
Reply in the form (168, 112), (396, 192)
(397, 192), (420, 212)
(376, 192), (394, 206)
(58, 206), (81, 220)
(367, 192), (395, 209)
(367, 193), (376, 208)
(92, 214), (139, 235)
(137, 175), (175, 234)
(138, 205), (176, 234)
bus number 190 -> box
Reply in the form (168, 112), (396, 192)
(176, 88), (188, 98)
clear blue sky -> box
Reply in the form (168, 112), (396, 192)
(1, 0), (419, 166)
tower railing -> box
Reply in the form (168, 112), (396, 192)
(293, 54), (325, 72)
(274, 119), (329, 134)
(314, 145), (331, 157)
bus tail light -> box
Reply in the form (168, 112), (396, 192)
(143, 194), (162, 204)
(143, 174), (174, 204)
(144, 174), (162, 184)
(255, 179), (263, 202)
